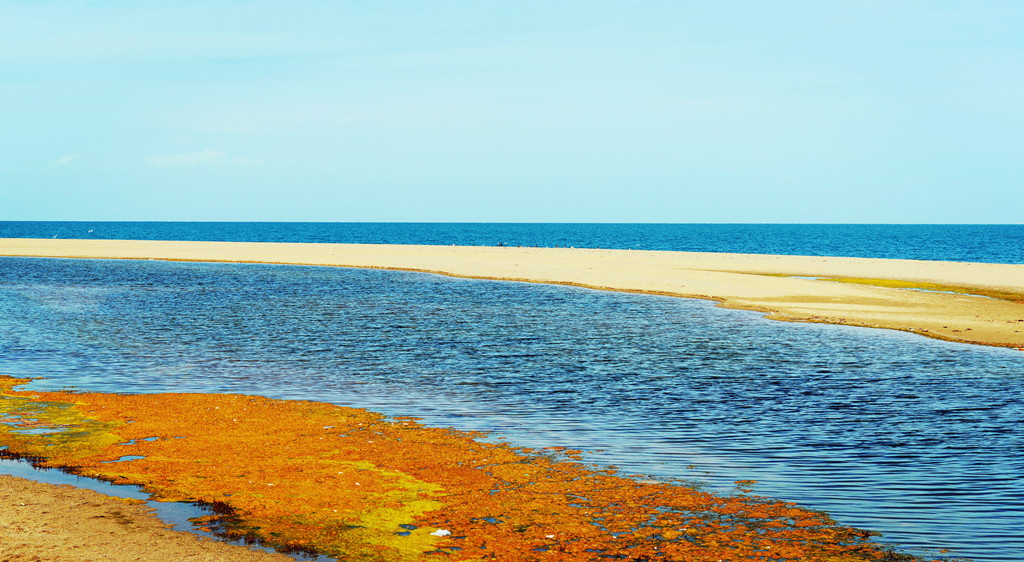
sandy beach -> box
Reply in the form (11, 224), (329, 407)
(2, 238), (1023, 349)
(0, 475), (292, 561)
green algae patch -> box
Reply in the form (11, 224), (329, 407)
(825, 277), (1024, 303)
(0, 376), (927, 561)
(751, 273), (1024, 303)
(760, 274), (1024, 304)
(0, 378), (124, 462)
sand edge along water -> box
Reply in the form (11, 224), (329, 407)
(3, 237), (1024, 349)
(0, 475), (294, 561)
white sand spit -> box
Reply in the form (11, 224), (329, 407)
(3, 238), (1023, 349)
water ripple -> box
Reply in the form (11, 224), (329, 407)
(1, 257), (1022, 561)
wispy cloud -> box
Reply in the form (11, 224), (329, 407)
(145, 150), (262, 168)
(48, 155), (81, 167)
(229, 156), (264, 166)
(145, 150), (227, 167)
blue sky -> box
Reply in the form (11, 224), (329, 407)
(2, 1), (1022, 222)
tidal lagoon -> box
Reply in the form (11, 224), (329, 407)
(2, 249), (1022, 560)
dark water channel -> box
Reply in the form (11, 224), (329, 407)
(1, 257), (1022, 561)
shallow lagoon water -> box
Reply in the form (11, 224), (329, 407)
(1, 256), (1022, 561)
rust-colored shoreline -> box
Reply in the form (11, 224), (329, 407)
(3, 237), (1024, 349)
(0, 376), (923, 561)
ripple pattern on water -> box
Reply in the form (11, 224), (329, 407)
(1, 257), (1022, 561)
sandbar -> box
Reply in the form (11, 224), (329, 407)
(2, 238), (1024, 349)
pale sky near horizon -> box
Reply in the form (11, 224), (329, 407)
(2, 1), (1022, 223)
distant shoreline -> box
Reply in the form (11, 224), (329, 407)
(3, 222), (1022, 264)
(3, 237), (1024, 349)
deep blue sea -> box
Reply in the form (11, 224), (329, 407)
(2, 221), (1023, 263)
(2, 223), (1023, 561)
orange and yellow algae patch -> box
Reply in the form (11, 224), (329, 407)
(0, 376), (924, 561)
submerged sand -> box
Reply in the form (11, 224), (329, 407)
(3, 237), (1023, 349)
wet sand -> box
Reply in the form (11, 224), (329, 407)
(0, 475), (292, 561)
(3, 238), (1024, 348)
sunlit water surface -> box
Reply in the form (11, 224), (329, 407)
(1, 257), (1021, 561)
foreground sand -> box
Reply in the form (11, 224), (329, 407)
(3, 238), (1024, 348)
(0, 475), (291, 561)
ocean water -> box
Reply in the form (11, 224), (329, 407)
(1, 256), (1022, 561)
(2, 221), (1023, 264)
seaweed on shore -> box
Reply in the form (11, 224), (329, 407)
(0, 375), (931, 561)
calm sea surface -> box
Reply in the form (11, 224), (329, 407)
(1, 224), (1023, 560)
(2, 221), (1023, 264)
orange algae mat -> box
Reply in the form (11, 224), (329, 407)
(0, 376), (916, 561)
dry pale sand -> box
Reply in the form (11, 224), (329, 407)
(2, 237), (1024, 349)
(0, 475), (292, 561)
